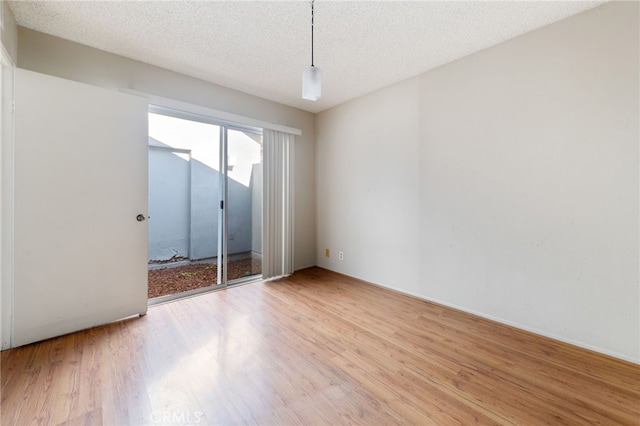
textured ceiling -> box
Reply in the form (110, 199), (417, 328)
(9, 0), (605, 113)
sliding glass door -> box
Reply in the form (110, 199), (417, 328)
(147, 108), (262, 301)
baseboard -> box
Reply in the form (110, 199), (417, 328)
(312, 267), (639, 365)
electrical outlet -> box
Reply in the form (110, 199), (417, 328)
(339, 251), (344, 261)
(325, 248), (330, 257)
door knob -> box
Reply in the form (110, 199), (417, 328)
(136, 214), (146, 222)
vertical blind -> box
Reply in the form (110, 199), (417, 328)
(262, 129), (295, 280)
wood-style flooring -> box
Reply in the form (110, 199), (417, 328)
(1, 267), (638, 425)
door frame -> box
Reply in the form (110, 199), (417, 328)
(1, 43), (14, 350)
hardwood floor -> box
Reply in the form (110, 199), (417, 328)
(1, 267), (638, 425)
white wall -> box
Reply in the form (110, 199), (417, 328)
(317, 2), (639, 362)
(0, 0), (17, 349)
(17, 27), (316, 271)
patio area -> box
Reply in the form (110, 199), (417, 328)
(148, 257), (262, 299)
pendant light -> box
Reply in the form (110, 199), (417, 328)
(302, 0), (322, 101)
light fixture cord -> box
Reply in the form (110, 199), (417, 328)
(311, 0), (315, 67)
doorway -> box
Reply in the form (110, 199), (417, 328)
(147, 108), (263, 301)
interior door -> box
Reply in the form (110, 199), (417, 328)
(13, 69), (148, 347)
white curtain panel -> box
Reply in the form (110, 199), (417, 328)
(262, 129), (295, 280)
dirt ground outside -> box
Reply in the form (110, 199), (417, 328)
(148, 257), (262, 299)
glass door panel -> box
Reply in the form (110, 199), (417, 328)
(225, 128), (263, 283)
(147, 111), (223, 300)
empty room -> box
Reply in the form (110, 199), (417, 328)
(0, 0), (638, 425)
